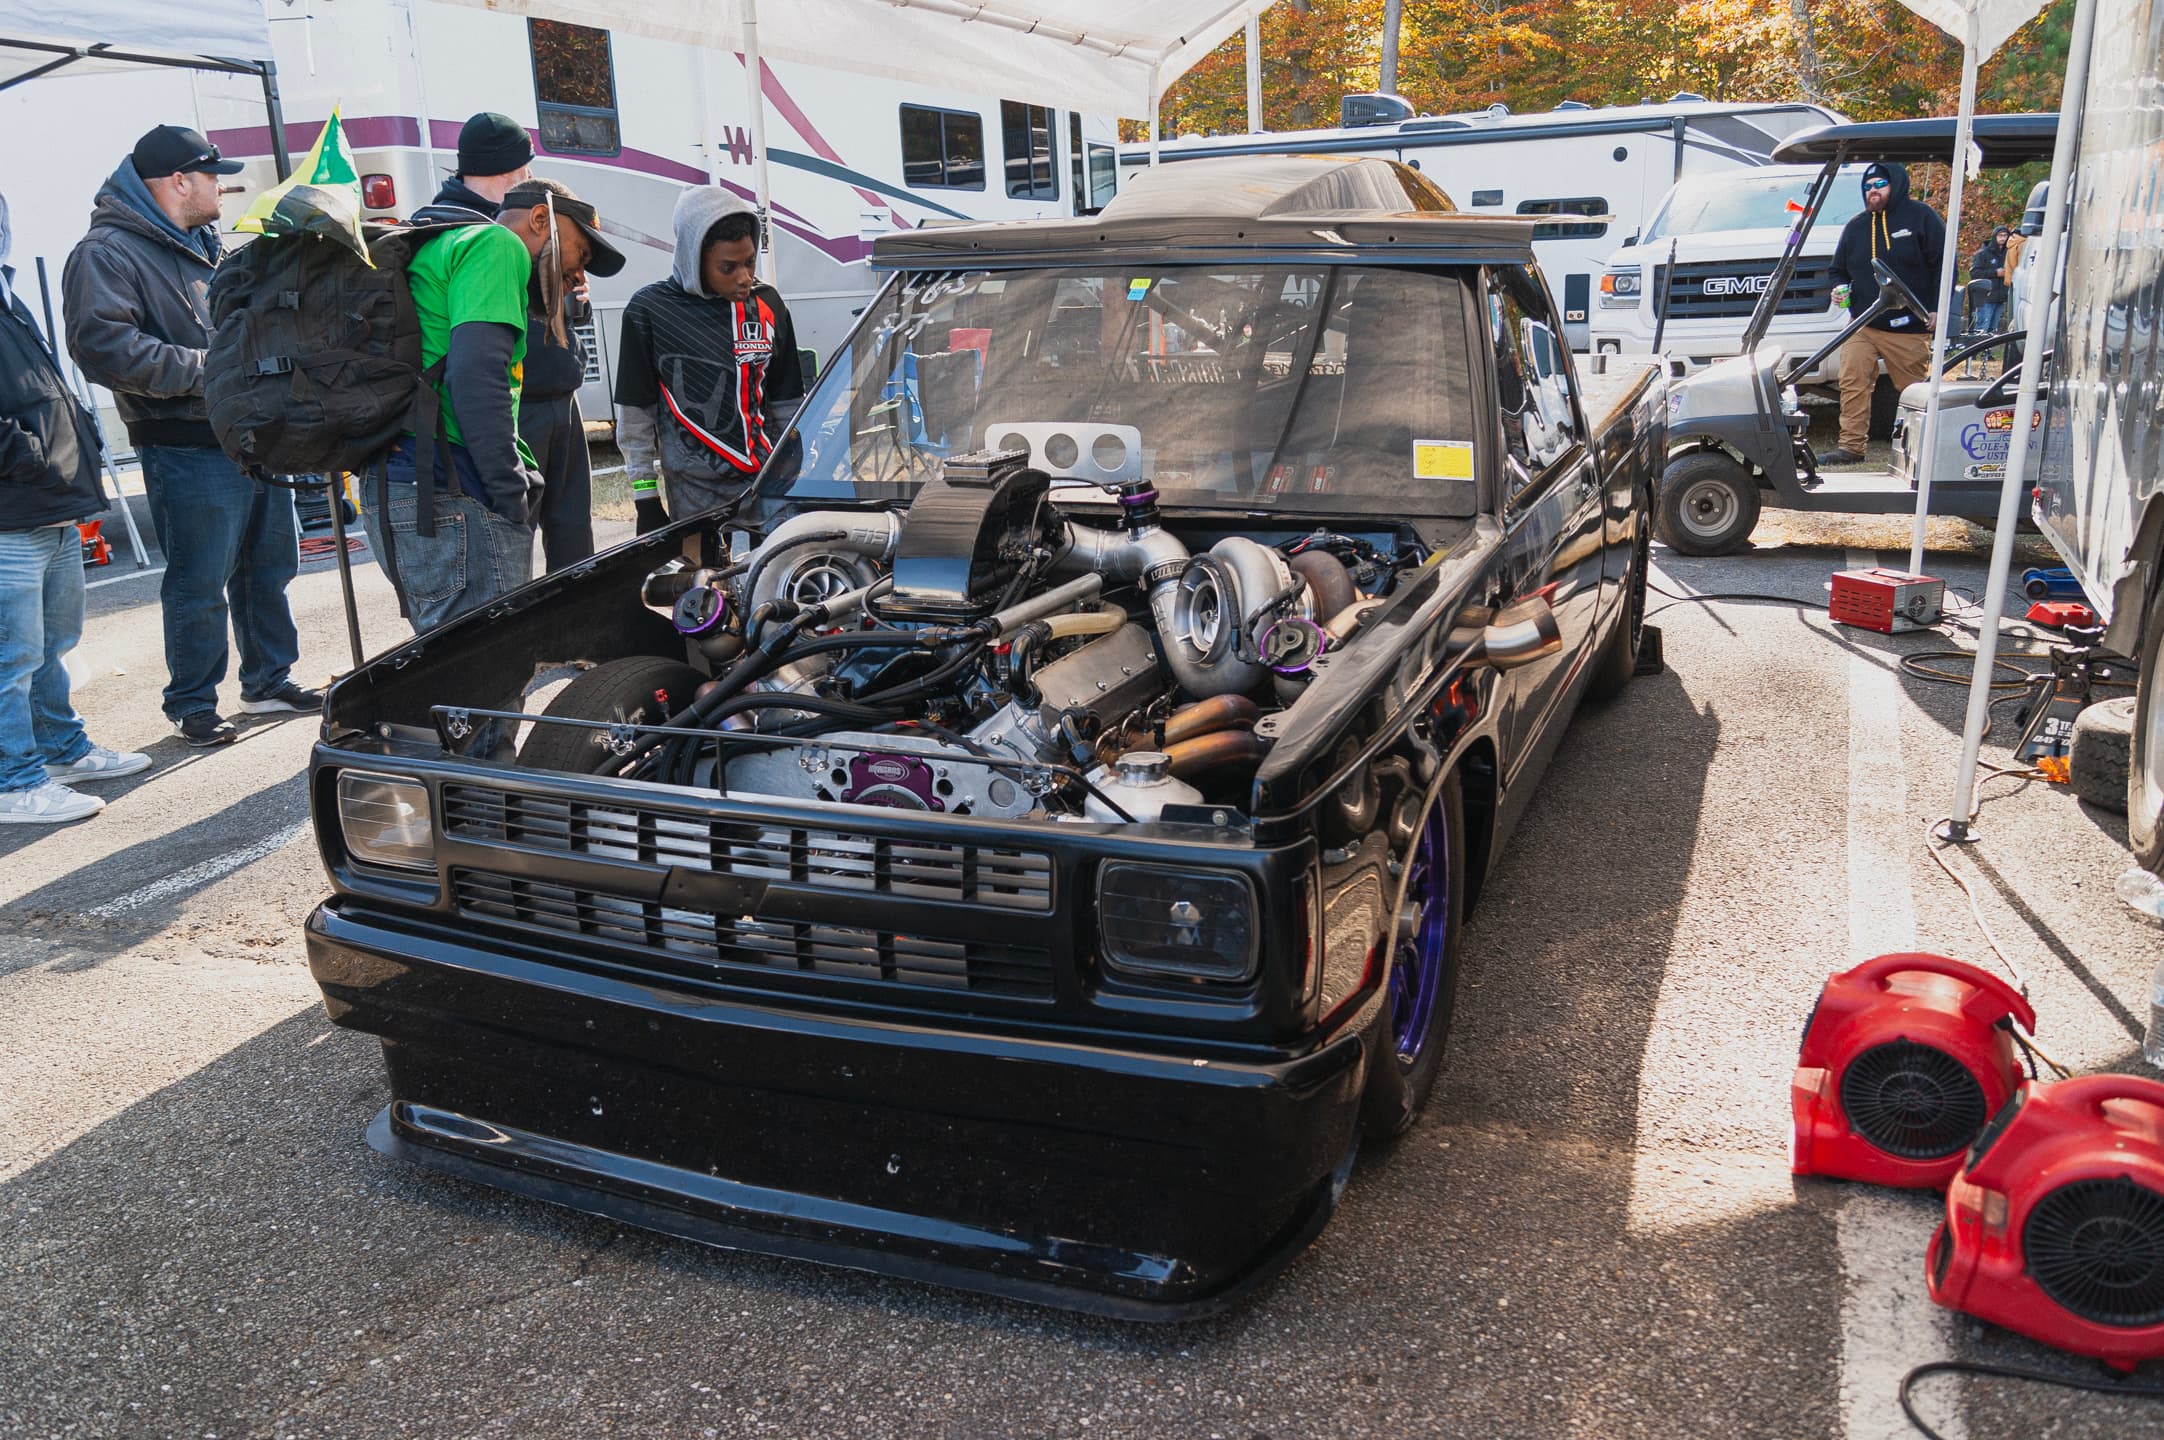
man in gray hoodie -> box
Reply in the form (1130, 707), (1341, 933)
(613, 188), (803, 527)
(63, 125), (317, 746)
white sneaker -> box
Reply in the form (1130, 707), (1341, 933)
(45, 745), (153, 782)
(0, 780), (104, 824)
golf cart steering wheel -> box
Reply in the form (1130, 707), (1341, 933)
(1870, 258), (1933, 328)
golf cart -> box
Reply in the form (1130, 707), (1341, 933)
(1654, 114), (2058, 555)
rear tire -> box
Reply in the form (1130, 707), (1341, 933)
(516, 655), (706, 776)
(2130, 588), (2164, 875)
(2068, 697), (2134, 814)
(1657, 452), (1761, 556)
(1363, 769), (1466, 1138)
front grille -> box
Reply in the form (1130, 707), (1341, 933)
(440, 784), (1053, 912)
(1655, 259), (1834, 320)
(452, 870), (1058, 1000)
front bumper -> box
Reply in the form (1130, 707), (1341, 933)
(309, 898), (1371, 1320)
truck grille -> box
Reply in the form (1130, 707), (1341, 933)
(440, 783), (1054, 911)
(451, 870), (1056, 999)
(1654, 259), (1835, 321)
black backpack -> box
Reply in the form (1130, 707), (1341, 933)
(204, 220), (474, 485)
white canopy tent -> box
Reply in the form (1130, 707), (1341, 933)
(1895, 0), (2053, 581)
(440, 0), (1280, 250)
(0, 0), (287, 573)
(1894, 0), (2101, 837)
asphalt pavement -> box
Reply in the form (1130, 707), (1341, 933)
(3, 500), (2161, 1439)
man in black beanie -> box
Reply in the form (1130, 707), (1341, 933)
(411, 113), (597, 572)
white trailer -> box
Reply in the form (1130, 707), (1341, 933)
(1125, 95), (1843, 348)
(186, 0), (1126, 420)
(2032, 0), (2164, 877)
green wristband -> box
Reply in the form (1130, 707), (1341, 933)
(630, 475), (659, 496)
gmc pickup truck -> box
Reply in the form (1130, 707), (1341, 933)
(304, 154), (1667, 1317)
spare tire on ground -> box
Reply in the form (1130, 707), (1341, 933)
(2068, 695), (2135, 814)
(516, 655), (706, 775)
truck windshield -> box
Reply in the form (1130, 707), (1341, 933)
(1641, 169), (1867, 243)
(761, 264), (1482, 519)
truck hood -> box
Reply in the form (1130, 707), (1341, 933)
(1604, 227), (1836, 266)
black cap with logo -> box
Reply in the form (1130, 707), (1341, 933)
(131, 125), (245, 179)
(502, 181), (627, 277)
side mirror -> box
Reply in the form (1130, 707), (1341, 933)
(1475, 595), (1563, 671)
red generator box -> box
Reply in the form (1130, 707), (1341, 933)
(1830, 567), (1945, 633)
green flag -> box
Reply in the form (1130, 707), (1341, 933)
(235, 106), (370, 264)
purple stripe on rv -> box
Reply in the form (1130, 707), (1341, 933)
(210, 115), (866, 264)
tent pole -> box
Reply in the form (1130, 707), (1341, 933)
(743, 0), (773, 260)
(1944, 0), (2098, 838)
(1906, 15), (1979, 576)
(260, 60), (291, 181)
(1149, 78), (1161, 165)
(1245, 13), (1262, 133)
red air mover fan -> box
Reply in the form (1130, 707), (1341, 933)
(1792, 953), (2034, 1188)
(1929, 1075), (2164, 1372)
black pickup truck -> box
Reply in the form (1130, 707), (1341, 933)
(305, 155), (1667, 1318)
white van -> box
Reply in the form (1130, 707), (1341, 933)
(1589, 163), (1867, 384)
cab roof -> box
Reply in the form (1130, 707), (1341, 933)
(1771, 113), (2058, 168)
(871, 155), (1538, 270)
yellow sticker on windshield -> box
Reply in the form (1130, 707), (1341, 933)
(1127, 277), (1152, 300)
(1414, 439), (1473, 481)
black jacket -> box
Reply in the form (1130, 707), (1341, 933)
(1, 271), (106, 530)
(412, 178), (589, 402)
(614, 281), (802, 485)
(1969, 242), (2007, 303)
(1828, 162), (1945, 333)
(61, 161), (223, 448)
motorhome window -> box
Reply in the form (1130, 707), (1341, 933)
(1069, 114), (1086, 212)
(1002, 101), (1056, 200)
(1516, 198), (1608, 240)
(901, 105), (986, 190)
(757, 264), (1481, 521)
(1087, 146), (1119, 210)
(1641, 169), (1866, 244)
(528, 19), (619, 157)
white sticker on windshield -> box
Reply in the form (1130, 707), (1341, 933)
(1413, 439), (1474, 482)
(979, 279), (1007, 293)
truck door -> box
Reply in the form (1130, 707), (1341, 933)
(1487, 266), (1606, 774)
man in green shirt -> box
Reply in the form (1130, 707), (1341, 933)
(362, 177), (623, 631)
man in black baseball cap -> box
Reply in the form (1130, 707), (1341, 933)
(131, 124), (245, 181)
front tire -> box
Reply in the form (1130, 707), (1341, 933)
(1657, 452), (1761, 556)
(1364, 769), (1467, 1137)
(517, 655), (707, 775)
(2130, 586), (2164, 875)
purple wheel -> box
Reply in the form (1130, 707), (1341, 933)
(1390, 802), (1451, 1065)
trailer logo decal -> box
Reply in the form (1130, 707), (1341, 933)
(1700, 274), (1771, 296)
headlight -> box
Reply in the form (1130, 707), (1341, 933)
(1599, 268), (1642, 307)
(337, 771), (435, 872)
(1097, 863), (1258, 984)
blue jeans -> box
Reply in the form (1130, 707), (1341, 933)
(1972, 300), (2004, 334)
(137, 444), (301, 722)
(361, 464), (534, 634)
(0, 524), (92, 794)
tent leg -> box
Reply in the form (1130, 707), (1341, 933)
(743, 0), (773, 260)
(1245, 15), (1262, 133)
(330, 476), (364, 671)
(1945, 0), (2099, 836)
(260, 60), (291, 182)
(1906, 23), (1979, 576)
(1149, 80), (1161, 165)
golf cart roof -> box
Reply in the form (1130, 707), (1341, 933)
(1771, 113), (2058, 168)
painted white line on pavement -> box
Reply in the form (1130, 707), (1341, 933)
(87, 818), (313, 918)
(1837, 544), (1965, 1440)
(86, 565), (165, 590)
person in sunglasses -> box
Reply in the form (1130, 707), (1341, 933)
(1819, 161), (1945, 466)
(63, 125), (320, 747)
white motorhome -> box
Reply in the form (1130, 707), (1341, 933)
(186, 0), (1124, 420)
(1125, 95), (1844, 348)
(1588, 163), (1868, 385)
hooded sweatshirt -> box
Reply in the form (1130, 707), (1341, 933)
(61, 159), (225, 447)
(612, 186), (802, 499)
(1827, 162), (1945, 333)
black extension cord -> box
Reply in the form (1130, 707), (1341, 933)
(1900, 1359), (2164, 1439)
